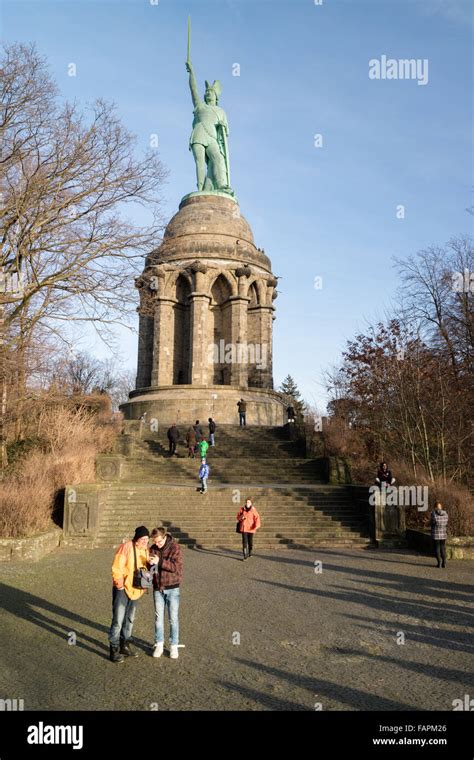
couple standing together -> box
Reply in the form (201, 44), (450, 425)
(108, 525), (182, 663)
(108, 499), (261, 661)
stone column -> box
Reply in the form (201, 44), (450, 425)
(151, 298), (175, 386)
(189, 293), (212, 385)
(229, 295), (250, 387)
(136, 311), (154, 389)
(249, 305), (274, 388)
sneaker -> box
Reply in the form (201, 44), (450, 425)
(152, 642), (164, 658)
(170, 644), (179, 659)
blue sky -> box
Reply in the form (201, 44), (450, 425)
(3, 0), (472, 410)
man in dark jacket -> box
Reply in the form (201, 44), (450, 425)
(237, 398), (247, 427)
(149, 527), (183, 659)
(193, 420), (203, 444)
(208, 417), (216, 446)
(167, 424), (179, 456)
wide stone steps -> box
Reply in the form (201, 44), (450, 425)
(92, 425), (371, 549)
(139, 449), (303, 460)
(93, 482), (369, 548)
(117, 459), (326, 485)
(127, 424), (305, 460)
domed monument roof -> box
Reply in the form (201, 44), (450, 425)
(149, 194), (272, 271)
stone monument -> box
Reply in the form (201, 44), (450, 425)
(120, 21), (285, 425)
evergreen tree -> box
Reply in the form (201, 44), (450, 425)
(279, 375), (306, 420)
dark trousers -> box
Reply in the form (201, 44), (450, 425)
(242, 532), (253, 557)
(169, 440), (177, 455)
(239, 412), (246, 427)
(433, 539), (446, 566)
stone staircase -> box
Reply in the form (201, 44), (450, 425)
(93, 425), (371, 550)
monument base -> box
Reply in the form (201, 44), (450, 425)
(119, 385), (286, 426)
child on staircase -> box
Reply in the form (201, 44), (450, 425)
(199, 458), (210, 494)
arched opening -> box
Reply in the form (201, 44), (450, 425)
(173, 274), (191, 384)
(210, 274), (232, 385)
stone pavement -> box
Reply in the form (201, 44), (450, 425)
(0, 545), (472, 711)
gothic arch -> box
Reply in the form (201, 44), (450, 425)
(210, 273), (233, 385)
(208, 270), (237, 300)
(173, 273), (191, 384)
(245, 277), (265, 304)
(165, 269), (193, 299)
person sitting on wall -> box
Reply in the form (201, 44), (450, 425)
(375, 461), (396, 487)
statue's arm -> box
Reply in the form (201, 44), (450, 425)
(186, 62), (201, 108)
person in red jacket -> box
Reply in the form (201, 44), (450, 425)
(236, 498), (261, 561)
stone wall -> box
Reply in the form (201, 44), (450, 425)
(0, 527), (62, 563)
(407, 529), (474, 559)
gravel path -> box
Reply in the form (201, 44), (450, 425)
(0, 545), (472, 711)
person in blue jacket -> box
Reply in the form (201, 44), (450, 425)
(199, 458), (210, 494)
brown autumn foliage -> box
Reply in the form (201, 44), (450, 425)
(322, 237), (473, 536)
(0, 403), (120, 538)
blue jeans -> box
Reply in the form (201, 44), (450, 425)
(153, 588), (180, 645)
(200, 477), (208, 492)
(239, 412), (246, 426)
(210, 433), (215, 446)
(108, 587), (138, 647)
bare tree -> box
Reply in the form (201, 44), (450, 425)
(0, 43), (168, 468)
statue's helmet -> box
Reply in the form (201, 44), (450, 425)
(204, 79), (222, 103)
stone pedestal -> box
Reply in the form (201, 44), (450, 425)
(121, 193), (285, 426)
(120, 384), (285, 426)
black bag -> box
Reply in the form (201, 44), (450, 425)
(132, 544), (153, 589)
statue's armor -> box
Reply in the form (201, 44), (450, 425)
(189, 103), (227, 149)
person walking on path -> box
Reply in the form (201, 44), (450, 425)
(167, 424), (180, 456)
(430, 501), (448, 568)
(198, 437), (209, 460)
(208, 417), (216, 446)
(109, 526), (157, 663)
(199, 458), (210, 493)
(186, 426), (197, 458)
(236, 498), (261, 560)
(149, 527), (183, 660)
(237, 398), (247, 427)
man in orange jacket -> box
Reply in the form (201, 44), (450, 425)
(236, 498), (261, 561)
(108, 525), (156, 663)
